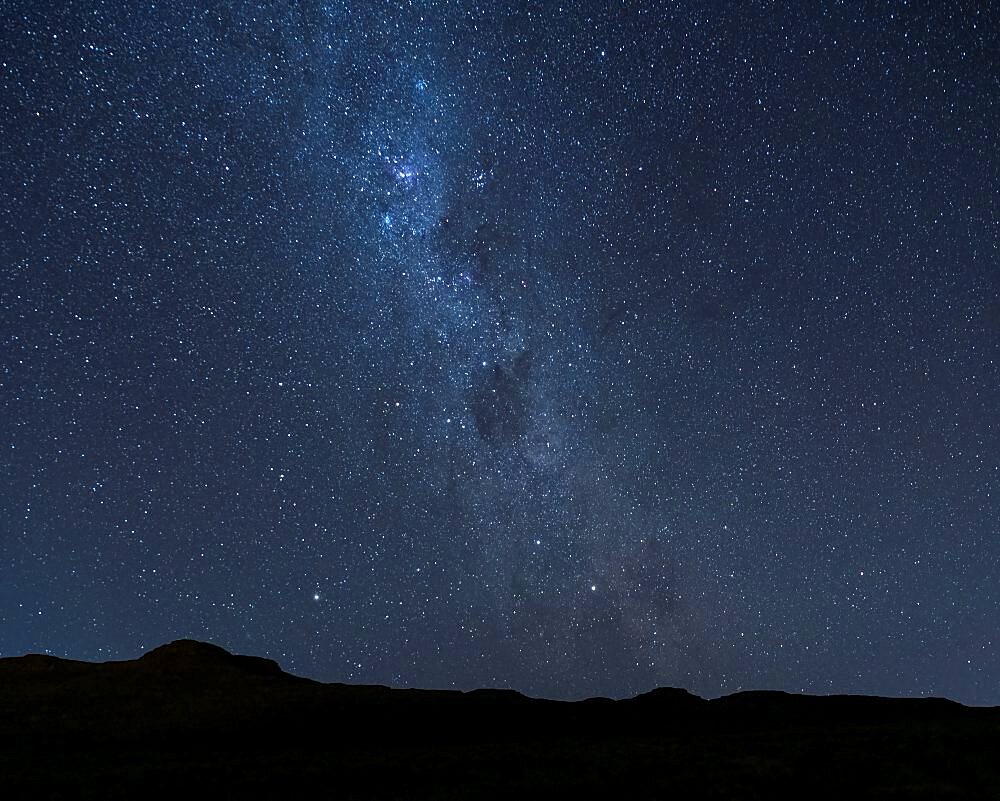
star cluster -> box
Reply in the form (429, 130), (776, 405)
(1, 1), (998, 703)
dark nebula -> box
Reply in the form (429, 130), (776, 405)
(469, 351), (534, 445)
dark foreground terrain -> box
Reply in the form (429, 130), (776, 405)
(1, 640), (997, 799)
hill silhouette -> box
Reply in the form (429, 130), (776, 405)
(1, 640), (996, 798)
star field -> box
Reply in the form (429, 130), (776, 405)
(1, 1), (998, 703)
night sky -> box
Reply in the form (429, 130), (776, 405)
(2, 1), (998, 705)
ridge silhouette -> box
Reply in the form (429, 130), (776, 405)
(1, 640), (996, 798)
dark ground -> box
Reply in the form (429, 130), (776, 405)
(1, 640), (997, 799)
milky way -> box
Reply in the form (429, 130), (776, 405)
(2, 1), (998, 703)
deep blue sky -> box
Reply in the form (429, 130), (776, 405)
(2, 1), (998, 704)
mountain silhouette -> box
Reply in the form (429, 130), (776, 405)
(1, 640), (996, 799)
(136, 639), (287, 677)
